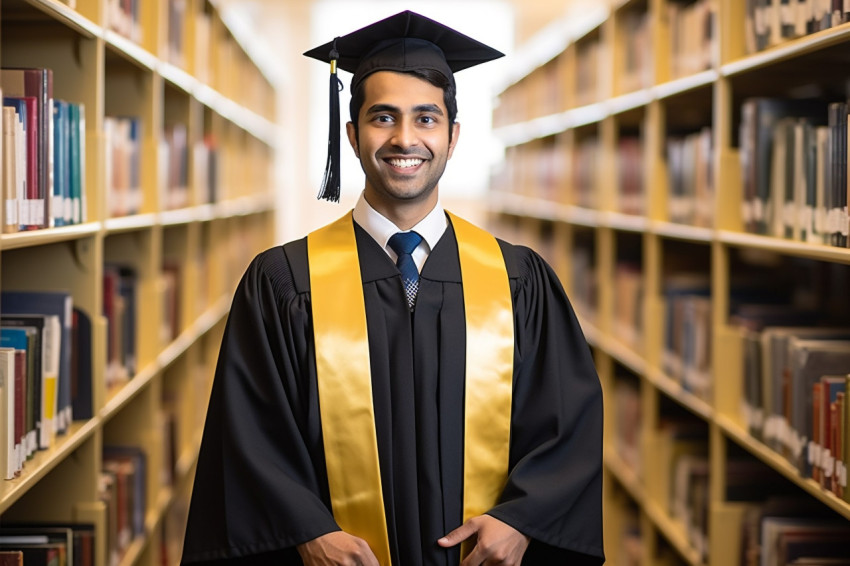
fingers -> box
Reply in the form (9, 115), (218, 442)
(437, 518), (479, 548)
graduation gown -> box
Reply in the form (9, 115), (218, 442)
(181, 219), (605, 565)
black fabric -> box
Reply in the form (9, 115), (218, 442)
(302, 11), (504, 90)
(181, 218), (605, 566)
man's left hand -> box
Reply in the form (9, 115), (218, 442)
(437, 514), (530, 565)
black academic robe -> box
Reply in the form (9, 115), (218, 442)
(180, 219), (605, 566)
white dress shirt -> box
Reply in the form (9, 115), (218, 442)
(352, 192), (448, 273)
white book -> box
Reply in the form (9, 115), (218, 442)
(0, 347), (16, 479)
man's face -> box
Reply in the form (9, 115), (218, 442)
(347, 71), (460, 209)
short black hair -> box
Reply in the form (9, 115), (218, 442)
(349, 68), (458, 140)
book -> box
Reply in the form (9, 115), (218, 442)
(1, 68), (53, 230)
(1, 291), (73, 432)
(104, 116), (142, 217)
(52, 99), (69, 227)
(103, 445), (147, 540)
(0, 347), (17, 479)
(787, 339), (850, 475)
(2, 106), (19, 233)
(740, 98), (825, 236)
(758, 327), (850, 453)
(812, 375), (845, 488)
(1, 523), (95, 566)
(2, 314), (61, 450)
(68, 102), (85, 225)
(760, 517), (850, 565)
(0, 551), (22, 566)
(0, 528), (71, 566)
(1, 326), (35, 458)
(3, 99), (27, 231)
(3, 96), (38, 230)
(70, 307), (93, 420)
(103, 265), (137, 387)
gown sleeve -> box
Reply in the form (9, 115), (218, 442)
(486, 246), (605, 565)
(181, 246), (337, 564)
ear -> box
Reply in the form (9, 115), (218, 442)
(447, 122), (460, 160)
(346, 121), (359, 158)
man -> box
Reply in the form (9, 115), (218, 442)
(181, 11), (604, 566)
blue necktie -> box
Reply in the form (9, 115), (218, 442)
(388, 231), (423, 310)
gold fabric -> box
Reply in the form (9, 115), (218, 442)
(308, 212), (392, 565)
(307, 212), (513, 564)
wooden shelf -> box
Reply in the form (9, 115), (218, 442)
(0, 2), (279, 564)
(492, 1), (850, 558)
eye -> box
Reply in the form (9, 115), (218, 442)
(419, 115), (437, 125)
(374, 114), (394, 123)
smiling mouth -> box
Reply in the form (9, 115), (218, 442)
(385, 158), (424, 168)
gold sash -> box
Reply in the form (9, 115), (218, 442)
(307, 212), (513, 565)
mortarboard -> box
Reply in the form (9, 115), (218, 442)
(304, 10), (504, 202)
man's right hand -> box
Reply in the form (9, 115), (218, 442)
(297, 531), (381, 566)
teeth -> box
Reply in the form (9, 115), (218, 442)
(388, 158), (423, 168)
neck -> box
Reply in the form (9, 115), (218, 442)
(364, 189), (438, 230)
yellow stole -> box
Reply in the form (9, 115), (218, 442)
(307, 211), (514, 565)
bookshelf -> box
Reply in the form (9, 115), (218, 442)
(491, 0), (850, 564)
(0, 1), (277, 566)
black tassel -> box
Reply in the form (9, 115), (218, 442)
(318, 39), (344, 202)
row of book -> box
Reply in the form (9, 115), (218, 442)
(746, 0), (850, 55)
(106, 117), (222, 217)
(573, 136), (599, 210)
(739, 97), (850, 247)
(617, 136), (645, 216)
(103, 265), (137, 389)
(574, 37), (604, 109)
(101, 446), (146, 566)
(164, 0), (188, 69)
(104, 116), (141, 218)
(107, 0), (142, 44)
(103, 259), (184, 391)
(569, 244), (597, 326)
(497, 127), (715, 228)
(737, 316), (850, 501)
(1, 291), (93, 480)
(662, 275), (713, 402)
(161, 123), (190, 211)
(612, 262), (643, 349)
(613, 399), (850, 564)
(667, 127), (714, 229)
(737, 497), (850, 565)
(668, 0), (715, 81)
(2, 68), (87, 232)
(491, 141), (564, 203)
(0, 524), (95, 566)
(612, 373), (642, 475)
(618, 9), (652, 95)
(660, 423), (709, 561)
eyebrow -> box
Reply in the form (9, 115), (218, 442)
(366, 103), (445, 116)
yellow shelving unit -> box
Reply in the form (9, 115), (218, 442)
(0, 1), (278, 565)
(491, 0), (850, 564)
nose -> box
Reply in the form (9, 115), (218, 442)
(390, 117), (419, 149)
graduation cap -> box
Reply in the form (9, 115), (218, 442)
(304, 10), (504, 202)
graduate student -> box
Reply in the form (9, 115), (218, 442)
(181, 11), (604, 566)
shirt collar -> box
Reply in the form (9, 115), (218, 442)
(352, 191), (447, 254)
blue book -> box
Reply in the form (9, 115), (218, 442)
(68, 103), (85, 224)
(52, 100), (69, 227)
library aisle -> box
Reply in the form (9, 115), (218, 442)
(4, 0), (850, 565)
(490, 0), (850, 565)
(0, 1), (276, 565)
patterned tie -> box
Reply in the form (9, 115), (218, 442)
(388, 231), (423, 310)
